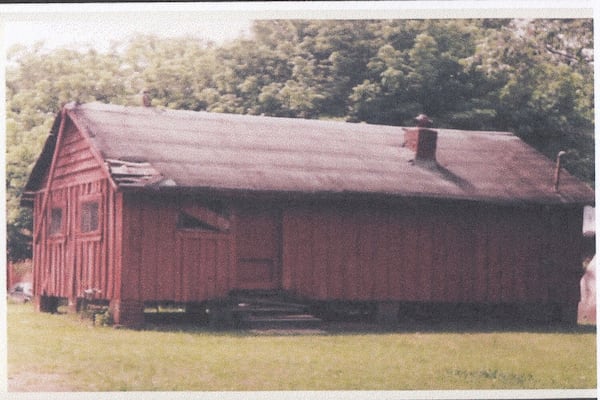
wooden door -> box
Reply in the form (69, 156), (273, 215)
(235, 207), (281, 290)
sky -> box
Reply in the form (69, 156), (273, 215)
(1, 1), (595, 53)
(2, 11), (253, 52)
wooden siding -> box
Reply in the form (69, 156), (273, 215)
(234, 206), (281, 290)
(281, 201), (583, 306)
(120, 194), (234, 302)
(177, 232), (232, 301)
(32, 118), (118, 300)
(33, 180), (119, 300)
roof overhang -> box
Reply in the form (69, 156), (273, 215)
(115, 183), (595, 209)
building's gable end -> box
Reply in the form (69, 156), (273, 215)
(29, 111), (122, 303)
(22, 108), (115, 204)
(47, 116), (108, 189)
(30, 111), (115, 245)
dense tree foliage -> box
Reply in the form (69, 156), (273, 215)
(5, 19), (594, 260)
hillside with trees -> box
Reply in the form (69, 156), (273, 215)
(6, 19), (594, 261)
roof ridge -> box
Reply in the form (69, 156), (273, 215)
(76, 102), (516, 138)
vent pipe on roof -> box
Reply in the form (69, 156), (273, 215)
(404, 114), (438, 166)
(553, 150), (567, 192)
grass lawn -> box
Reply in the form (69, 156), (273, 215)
(6, 302), (596, 392)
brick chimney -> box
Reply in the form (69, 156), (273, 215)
(404, 114), (438, 165)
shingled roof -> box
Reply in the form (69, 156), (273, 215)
(25, 102), (594, 206)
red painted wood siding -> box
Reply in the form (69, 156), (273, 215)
(120, 194), (234, 302)
(32, 118), (119, 301)
(282, 202), (583, 306)
(234, 206), (281, 290)
(176, 232), (232, 301)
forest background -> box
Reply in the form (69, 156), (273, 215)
(5, 19), (595, 261)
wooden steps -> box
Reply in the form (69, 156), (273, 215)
(228, 290), (322, 330)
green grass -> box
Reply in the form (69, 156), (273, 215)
(6, 303), (596, 391)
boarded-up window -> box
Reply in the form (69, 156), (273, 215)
(49, 207), (63, 235)
(81, 201), (99, 233)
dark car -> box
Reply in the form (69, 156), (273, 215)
(8, 282), (33, 303)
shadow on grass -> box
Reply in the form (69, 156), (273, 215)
(322, 320), (597, 335)
(139, 311), (596, 336)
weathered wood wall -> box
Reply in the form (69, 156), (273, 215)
(120, 194), (235, 303)
(32, 118), (119, 301)
(281, 201), (583, 306)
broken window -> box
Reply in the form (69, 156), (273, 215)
(177, 212), (221, 232)
(80, 201), (99, 233)
(49, 207), (63, 235)
(177, 203), (230, 233)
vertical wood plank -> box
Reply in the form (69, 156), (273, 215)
(113, 191), (123, 300)
(362, 209), (378, 300)
(121, 194), (143, 300)
(99, 181), (108, 298)
(209, 238), (219, 299)
(499, 208), (514, 303)
(472, 206), (489, 302)
(140, 199), (157, 301)
(106, 185), (115, 299)
(215, 238), (228, 296)
(344, 212), (360, 300)
(326, 208), (344, 299)
(310, 209), (329, 299)
(511, 209), (529, 302)
(157, 200), (172, 300)
(386, 211), (404, 300)
(402, 207), (419, 301)
(296, 209), (314, 297)
(417, 207), (434, 301)
(371, 210), (389, 300)
(281, 211), (294, 291)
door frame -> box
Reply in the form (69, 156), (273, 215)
(233, 205), (282, 290)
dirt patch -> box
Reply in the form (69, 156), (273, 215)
(8, 371), (75, 392)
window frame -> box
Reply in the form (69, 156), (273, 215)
(77, 194), (102, 239)
(47, 201), (66, 239)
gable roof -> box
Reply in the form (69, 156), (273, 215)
(24, 102), (594, 206)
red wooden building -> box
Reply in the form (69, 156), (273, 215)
(22, 102), (594, 326)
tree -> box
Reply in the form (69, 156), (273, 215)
(475, 19), (594, 184)
(5, 44), (130, 261)
(348, 20), (497, 127)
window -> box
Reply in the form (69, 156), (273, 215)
(177, 212), (221, 232)
(49, 207), (63, 236)
(176, 202), (230, 233)
(80, 201), (99, 233)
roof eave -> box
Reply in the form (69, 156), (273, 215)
(115, 184), (594, 208)
(21, 115), (61, 194)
